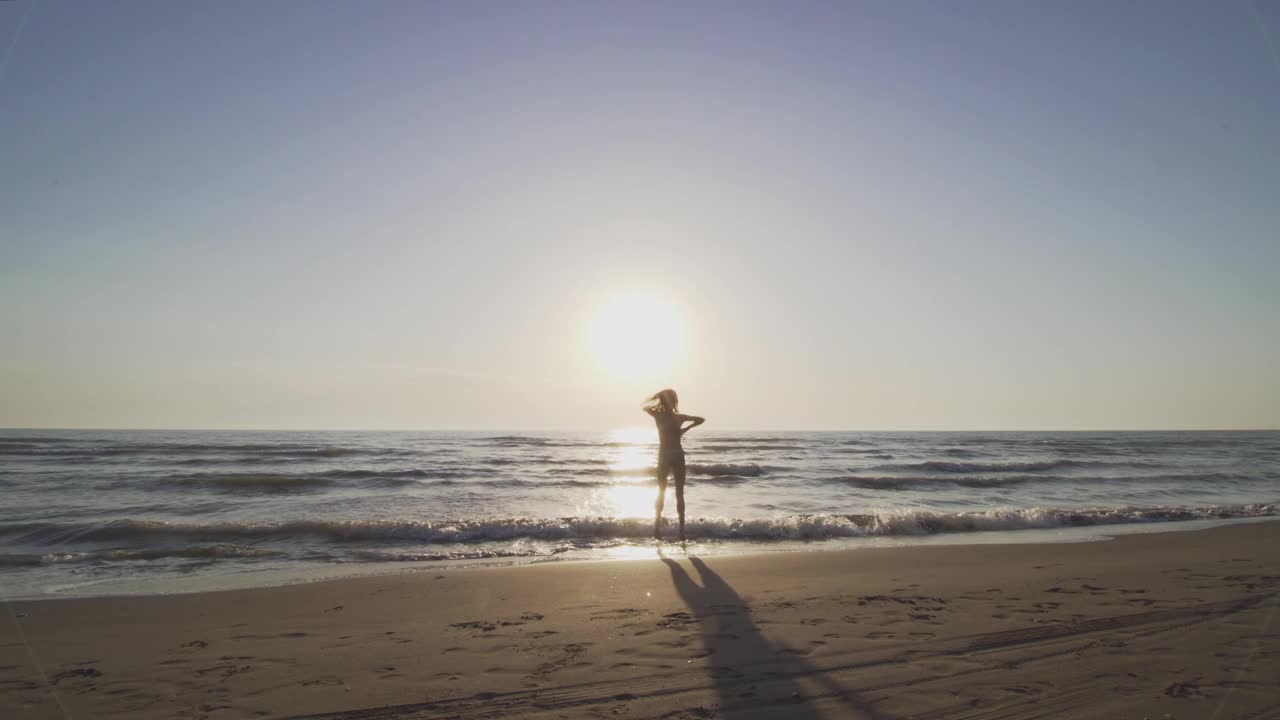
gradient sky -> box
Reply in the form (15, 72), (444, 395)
(2, 1), (1278, 430)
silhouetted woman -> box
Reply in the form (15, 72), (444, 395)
(643, 388), (705, 541)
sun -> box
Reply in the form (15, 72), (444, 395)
(589, 294), (683, 380)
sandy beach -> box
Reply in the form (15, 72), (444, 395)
(5, 2), (1277, 718)
(3, 521), (1278, 720)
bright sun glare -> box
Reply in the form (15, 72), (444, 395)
(589, 294), (682, 380)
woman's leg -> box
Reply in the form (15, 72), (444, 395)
(674, 460), (687, 542)
(654, 460), (669, 539)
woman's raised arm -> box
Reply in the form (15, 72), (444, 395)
(679, 415), (705, 434)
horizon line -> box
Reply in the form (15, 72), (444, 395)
(2, 426), (1277, 433)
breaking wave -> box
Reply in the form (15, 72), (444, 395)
(6, 504), (1272, 547)
(837, 475), (1040, 489)
(155, 469), (474, 492)
(832, 472), (1258, 490)
(879, 459), (1156, 474)
(688, 463), (765, 477)
(1, 442), (405, 459)
(0, 545), (281, 566)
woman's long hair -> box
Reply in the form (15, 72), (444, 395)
(643, 388), (679, 415)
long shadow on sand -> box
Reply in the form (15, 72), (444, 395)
(662, 555), (891, 720)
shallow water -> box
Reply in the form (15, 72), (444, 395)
(1, 429), (1277, 598)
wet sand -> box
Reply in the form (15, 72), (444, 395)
(3, 521), (1279, 719)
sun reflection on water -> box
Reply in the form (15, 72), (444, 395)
(601, 485), (657, 518)
(581, 427), (659, 519)
(607, 426), (657, 475)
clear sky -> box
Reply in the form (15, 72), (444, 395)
(2, 1), (1278, 430)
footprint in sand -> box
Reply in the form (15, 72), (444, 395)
(591, 608), (648, 620)
(530, 643), (592, 678)
(452, 614), (546, 635)
(195, 663), (253, 680)
(51, 667), (102, 684)
(1165, 680), (1204, 698)
(657, 613), (699, 631)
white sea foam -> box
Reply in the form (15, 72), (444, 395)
(9, 504), (1272, 547)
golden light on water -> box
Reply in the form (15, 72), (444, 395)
(607, 427), (656, 477)
(588, 294), (683, 380)
(602, 485), (657, 518)
(609, 425), (657, 446)
(584, 427), (659, 519)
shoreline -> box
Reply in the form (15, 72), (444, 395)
(3, 520), (1279, 719)
(7, 513), (1276, 602)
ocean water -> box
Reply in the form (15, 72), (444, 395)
(1, 429), (1277, 598)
